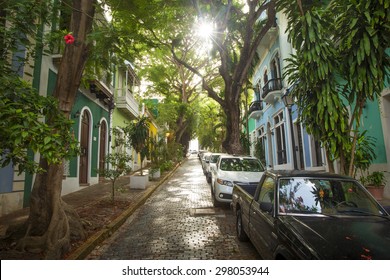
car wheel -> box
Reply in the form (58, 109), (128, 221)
(236, 209), (249, 242)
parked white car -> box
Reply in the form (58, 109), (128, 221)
(204, 153), (226, 183)
(211, 154), (265, 207)
(201, 152), (212, 175)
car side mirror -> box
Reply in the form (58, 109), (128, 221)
(260, 202), (273, 213)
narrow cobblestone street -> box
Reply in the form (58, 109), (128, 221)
(86, 155), (260, 260)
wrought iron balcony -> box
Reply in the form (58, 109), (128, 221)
(248, 101), (263, 119)
(261, 78), (283, 104)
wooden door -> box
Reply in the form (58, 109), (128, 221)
(79, 110), (90, 185)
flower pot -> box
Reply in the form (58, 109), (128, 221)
(130, 174), (149, 189)
(150, 168), (161, 180)
(367, 186), (385, 201)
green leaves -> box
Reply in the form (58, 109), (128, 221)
(278, 0), (390, 175)
(0, 75), (79, 174)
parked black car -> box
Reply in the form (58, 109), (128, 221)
(231, 170), (390, 259)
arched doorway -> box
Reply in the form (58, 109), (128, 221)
(99, 120), (107, 182)
(79, 110), (90, 185)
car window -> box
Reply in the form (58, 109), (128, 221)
(278, 178), (386, 216)
(220, 158), (241, 171)
(258, 176), (275, 203)
(210, 155), (221, 163)
(241, 159), (264, 172)
(220, 158), (263, 172)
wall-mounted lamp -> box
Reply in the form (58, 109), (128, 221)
(73, 110), (81, 118)
(95, 122), (101, 128)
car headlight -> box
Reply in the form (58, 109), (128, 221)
(216, 178), (233, 187)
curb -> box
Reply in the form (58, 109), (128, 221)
(65, 162), (182, 260)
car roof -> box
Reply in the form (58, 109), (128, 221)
(264, 169), (355, 180)
(219, 154), (257, 159)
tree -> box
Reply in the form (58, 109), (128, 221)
(139, 45), (202, 152)
(11, 0), (97, 259)
(106, 0), (277, 154)
(0, 0), (95, 258)
(277, 0), (390, 175)
(197, 99), (226, 152)
(0, 1), (79, 175)
(170, 0), (277, 154)
(125, 116), (150, 176)
(98, 128), (132, 203)
(331, 0), (390, 175)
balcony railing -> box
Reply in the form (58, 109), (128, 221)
(116, 88), (140, 118)
(261, 78), (283, 104)
(248, 101), (263, 119)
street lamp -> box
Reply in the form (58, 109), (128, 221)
(281, 90), (298, 170)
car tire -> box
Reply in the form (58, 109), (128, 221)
(236, 209), (249, 242)
(212, 187), (222, 207)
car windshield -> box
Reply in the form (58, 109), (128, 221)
(278, 177), (387, 216)
(210, 155), (221, 163)
(220, 158), (264, 172)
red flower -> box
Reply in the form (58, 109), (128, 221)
(64, 33), (75, 44)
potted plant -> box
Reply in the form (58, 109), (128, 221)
(126, 116), (150, 189)
(149, 137), (165, 180)
(365, 171), (387, 201)
(149, 165), (161, 180)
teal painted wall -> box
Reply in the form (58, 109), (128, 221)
(248, 118), (255, 133)
(361, 98), (387, 164)
(47, 70), (110, 178)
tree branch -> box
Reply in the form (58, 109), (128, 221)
(170, 44), (225, 107)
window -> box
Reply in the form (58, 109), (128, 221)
(274, 111), (287, 165)
(255, 127), (266, 165)
(263, 70), (268, 85)
(270, 53), (281, 80)
(310, 136), (323, 167)
(258, 176), (275, 204)
(220, 158), (263, 172)
(278, 178), (384, 216)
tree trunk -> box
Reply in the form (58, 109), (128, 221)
(348, 102), (365, 176)
(16, 159), (86, 258)
(223, 95), (243, 154)
(17, 0), (96, 259)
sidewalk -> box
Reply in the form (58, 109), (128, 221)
(0, 164), (181, 260)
